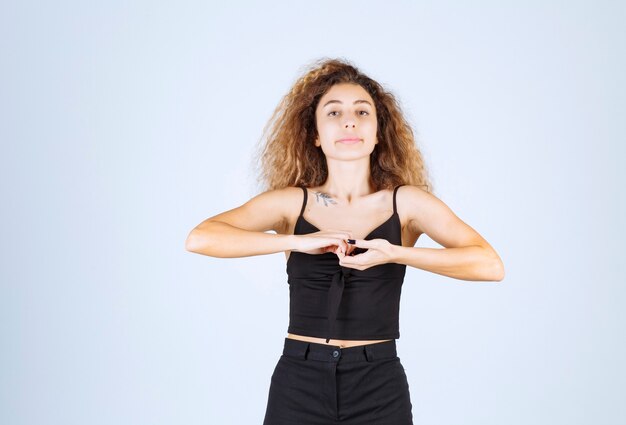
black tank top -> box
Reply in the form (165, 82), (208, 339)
(287, 185), (407, 342)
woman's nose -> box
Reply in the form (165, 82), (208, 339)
(343, 119), (356, 128)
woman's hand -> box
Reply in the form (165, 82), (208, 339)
(337, 238), (395, 270)
(293, 230), (357, 256)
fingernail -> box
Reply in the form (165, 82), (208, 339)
(347, 239), (355, 244)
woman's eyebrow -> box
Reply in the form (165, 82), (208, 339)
(322, 99), (372, 108)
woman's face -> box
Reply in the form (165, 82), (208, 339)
(314, 83), (378, 160)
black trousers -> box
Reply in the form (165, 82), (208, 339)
(263, 338), (413, 425)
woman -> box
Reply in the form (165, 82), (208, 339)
(186, 58), (505, 424)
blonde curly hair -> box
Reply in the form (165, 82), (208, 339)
(251, 57), (433, 194)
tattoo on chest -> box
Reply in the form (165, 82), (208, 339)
(313, 191), (337, 207)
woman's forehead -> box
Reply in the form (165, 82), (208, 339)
(318, 83), (374, 107)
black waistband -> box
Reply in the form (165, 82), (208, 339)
(282, 337), (397, 363)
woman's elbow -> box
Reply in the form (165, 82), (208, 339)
(489, 256), (505, 282)
(185, 229), (204, 253)
(479, 247), (505, 282)
(492, 264), (505, 281)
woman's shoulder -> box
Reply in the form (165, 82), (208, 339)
(252, 186), (305, 203)
(396, 183), (431, 196)
(251, 186), (310, 215)
(394, 184), (439, 215)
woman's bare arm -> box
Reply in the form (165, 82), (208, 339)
(393, 185), (505, 281)
(185, 188), (299, 258)
(186, 187), (354, 258)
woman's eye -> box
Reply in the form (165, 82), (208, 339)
(328, 110), (369, 117)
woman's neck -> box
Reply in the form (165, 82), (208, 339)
(322, 159), (374, 203)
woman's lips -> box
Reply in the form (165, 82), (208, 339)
(337, 138), (362, 144)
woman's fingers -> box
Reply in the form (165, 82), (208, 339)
(325, 232), (353, 240)
(298, 230), (356, 256)
(313, 230), (352, 253)
(331, 238), (348, 255)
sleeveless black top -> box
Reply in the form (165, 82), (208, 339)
(286, 185), (407, 342)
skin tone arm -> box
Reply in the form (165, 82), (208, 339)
(187, 186), (504, 281)
(185, 188), (353, 258)
(339, 186), (505, 282)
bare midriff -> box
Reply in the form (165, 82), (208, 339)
(287, 333), (393, 348)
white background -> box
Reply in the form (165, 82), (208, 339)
(1, 1), (624, 424)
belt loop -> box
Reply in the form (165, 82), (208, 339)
(303, 343), (310, 360)
(364, 345), (375, 362)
